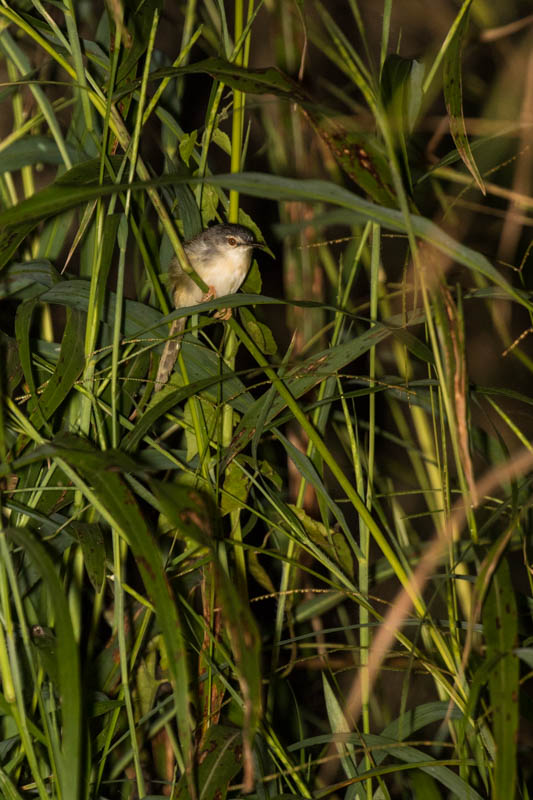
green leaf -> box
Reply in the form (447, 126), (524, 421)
(381, 701), (463, 742)
(410, 771), (443, 800)
(179, 129), (198, 167)
(70, 521), (106, 592)
(40, 279), (164, 339)
(389, 327), (435, 364)
(0, 332), (23, 395)
(221, 459), (250, 516)
(443, 0), (485, 194)
(30, 624), (59, 686)
(322, 675), (357, 779)
(184, 395), (216, 460)
(149, 57), (306, 101)
(241, 259), (262, 294)
(200, 182), (220, 226)
(115, 0), (164, 84)
(381, 54), (425, 192)
(307, 112), (396, 206)
(174, 724), (243, 800)
(135, 651), (159, 719)
(0, 220), (41, 268)
(277, 433), (362, 565)
(172, 182), (202, 241)
(289, 731), (483, 799)
(212, 127), (232, 156)
(239, 307), (277, 355)
(483, 557), (519, 798)
(247, 549), (275, 594)
(0, 136), (79, 174)
(406, 59), (425, 132)
(290, 506), (353, 577)
(15, 298), (45, 428)
(29, 308), (85, 430)
(0, 260), (60, 299)
(0, 766), (25, 800)
(37, 209), (76, 261)
(0, 155), (124, 228)
(381, 55), (413, 128)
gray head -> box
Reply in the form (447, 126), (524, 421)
(184, 223), (266, 259)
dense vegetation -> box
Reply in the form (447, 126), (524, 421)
(0, 1), (532, 798)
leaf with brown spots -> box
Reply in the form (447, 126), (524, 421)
(304, 109), (396, 206)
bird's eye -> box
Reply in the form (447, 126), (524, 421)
(227, 237), (238, 246)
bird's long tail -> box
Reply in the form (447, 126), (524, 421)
(154, 317), (185, 391)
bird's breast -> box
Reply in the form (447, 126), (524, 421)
(198, 251), (251, 297)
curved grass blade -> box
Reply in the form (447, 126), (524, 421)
(206, 174), (512, 295)
(442, 0), (485, 194)
(145, 56), (306, 101)
(290, 732), (483, 799)
(0, 261), (60, 299)
(40, 279), (163, 339)
(0, 168), (521, 306)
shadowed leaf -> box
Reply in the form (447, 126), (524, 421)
(8, 526), (82, 798)
(483, 557), (519, 798)
(443, 0), (485, 194)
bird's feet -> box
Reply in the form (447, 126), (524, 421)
(201, 285), (216, 303)
(201, 286), (232, 320)
(214, 307), (233, 321)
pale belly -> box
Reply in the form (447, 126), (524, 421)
(198, 260), (248, 298)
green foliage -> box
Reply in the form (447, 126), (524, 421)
(0, 1), (532, 798)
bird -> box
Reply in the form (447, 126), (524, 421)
(154, 223), (267, 391)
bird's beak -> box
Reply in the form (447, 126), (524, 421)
(253, 241), (274, 258)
